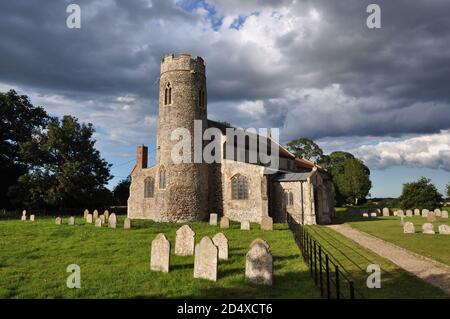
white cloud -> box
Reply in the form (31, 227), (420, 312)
(237, 100), (266, 117)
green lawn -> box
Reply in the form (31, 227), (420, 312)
(0, 216), (319, 299)
(307, 224), (448, 299)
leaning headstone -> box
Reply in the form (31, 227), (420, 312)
(370, 212), (377, 217)
(93, 209), (99, 220)
(422, 209), (429, 217)
(362, 213), (369, 218)
(175, 225), (195, 256)
(245, 239), (273, 285)
(104, 210), (109, 221)
(83, 209), (89, 218)
(422, 223), (435, 234)
(21, 210), (27, 221)
(212, 232), (228, 260)
(124, 217), (131, 229)
(406, 210), (413, 217)
(95, 218), (102, 228)
(108, 213), (117, 229)
(427, 212), (436, 223)
(241, 220), (250, 230)
(438, 225), (450, 235)
(403, 222), (415, 234)
(193, 236), (218, 281)
(414, 209), (420, 216)
(150, 233), (170, 273)
(382, 207), (390, 217)
(220, 217), (230, 229)
(261, 216), (273, 231)
(434, 209), (441, 217)
(441, 211), (448, 218)
(86, 214), (93, 224)
(55, 217), (62, 225)
(209, 213), (218, 226)
(68, 216), (75, 225)
(30, 214), (35, 221)
(376, 208), (381, 215)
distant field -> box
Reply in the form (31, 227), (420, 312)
(0, 216), (318, 299)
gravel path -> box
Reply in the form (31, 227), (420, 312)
(327, 224), (450, 296)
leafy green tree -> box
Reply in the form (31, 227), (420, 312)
(0, 90), (49, 208)
(113, 176), (131, 205)
(399, 177), (442, 210)
(287, 137), (324, 163)
(11, 115), (112, 210)
(446, 183), (450, 199)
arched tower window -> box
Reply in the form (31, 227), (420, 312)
(231, 174), (249, 200)
(164, 83), (172, 105)
(144, 177), (154, 198)
(159, 166), (166, 189)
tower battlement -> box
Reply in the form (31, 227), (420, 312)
(160, 53), (205, 75)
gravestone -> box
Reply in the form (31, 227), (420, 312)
(434, 209), (441, 217)
(376, 208), (381, 214)
(150, 233), (170, 273)
(55, 217), (62, 225)
(427, 212), (436, 223)
(438, 224), (450, 235)
(209, 213), (218, 226)
(422, 223), (435, 234)
(104, 210), (109, 221)
(108, 213), (117, 229)
(220, 217), (230, 229)
(442, 211), (448, 218)
(99, 215), (105, 224)
(86, 214), (93, 224)
(175, 225), (195, 256)
(382, 207), (390, 217)
(403, 222), (415, 234)
(212, 232), (228, 260)
(83, 209), (89, 219)
(193, 236), (218, 281)
(241, 220), (250, 230)
(414, 209), (420, 216)
(68, 216), (75, 225)
(93, 209), (99, 220)
(422, 209), (429, 217)
(362, 213), (369, 218)
(406, 210), (413, 217)
(370, 212), (377, 217)
(30, 214), (35, 221)
(261, 216), (273, 231)
(393, 211), (398, 216)
(397, 210), (404, 216)
(95, 218), (102, 228)
(245, 239), (273, 285)
(250, 238), (270, 250)
(21, 210), (26, 221)
(124, 217), (131, 229)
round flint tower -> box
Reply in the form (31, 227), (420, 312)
(156, 53), (208, 222)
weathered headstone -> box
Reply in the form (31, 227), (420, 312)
(30, 214), (35, 221)
(175, 225), (195, 256)
(55, 217), (62, 225)
(362, 213), (369, 218)
(406, 210), (413, 217)
(241, 220), (250, 230)
(414, 209), (420, 216)
(393, 211), (398, 216)
(99, 215), (105, 224)
(68, 216), (75, 225)
(21, 210), (27, 221)
(245, 239), (273, 285)
(220, 216), (230, 229)
(422, 223), (435, 234)
(427, 212), (436, 223)
(382, 207), (390, 217)
(403, 222), (415, 234)
(104, 210), (109, 221)
(250, 238), (270, 250)
(438, 224), (450, 235)
(108, 213), (117, 229)
(86, 214), (93, 224)
(83, 209), (89, 219)
(261, 216), (273, 231)
(193, 236), (218, 281)
(124, 217), (131, 229)
(442, 211), (449, 218)
(370, 212), (377, 217)
(95, 218), (102, 228)
(422, 209), (429, 217)
(212, 232), (228, 260)
(434, 209), (441, 217)
(150, 233), (170, 273)
(397, 210), (404, 216)
(93, 209), (99, 220)
(209, 213), (218, 226)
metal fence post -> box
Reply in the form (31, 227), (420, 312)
(314, 241), (318, 284)
(335, 265), (340, 299)
(349, 281), (355, 299)
(319, 246), (323, 298)
(325, 254), (330, 299)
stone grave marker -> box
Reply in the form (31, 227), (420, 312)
(241, 220), (250, 230)
(150, 233), (170, 273)
(403, 222), (415, 234)
(427, 212), (436, 223)
(55, 217), (62, 225)
(30, 214), (35, 221)
(245, 239), (273, 285)
(95, 218), (102, 228)
(86, 214), (93, 224)
(261, 216), (273, 231)
(382, 207), (390, 217)
(68, 216), (75, 225)
(220, 217), (230, 229)
(438, 224), (450, 235)
(175, 225), (195, 256)
(212, 232), (228, 260)
(441, 211), (448, 218)
(124, 217), (131, 229)
(193, 236), (218, 281)
(108, 213), (117, 228)
(422, 223), (435, 234)
(406, 210), (413, 217)
(209, 213), (218, 226)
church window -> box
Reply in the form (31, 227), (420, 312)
(159, 166), (166, 189)
(144, 177), (154, 198)
(231, 174), (249, 200)
(164, 83), (172, 105)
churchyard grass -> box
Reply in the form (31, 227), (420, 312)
(334, 208), (450, 266)
(307, 224), (448, 299)
(0, 216), (318, 298)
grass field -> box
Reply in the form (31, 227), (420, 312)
(0, 216), (319, 299)
(334, 212), (450, 266)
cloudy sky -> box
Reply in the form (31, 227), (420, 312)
(1, 0), (450, 197)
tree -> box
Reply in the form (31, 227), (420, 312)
(0, 90), (49, 208)
(399, 177), (442, 210)
(112, 176), (131, 205)
(287, 138), (324, 163)
(446, 183), (450, 199)
(11, 115), (112, 210)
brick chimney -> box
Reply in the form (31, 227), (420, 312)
(136, 145), (148, 169)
